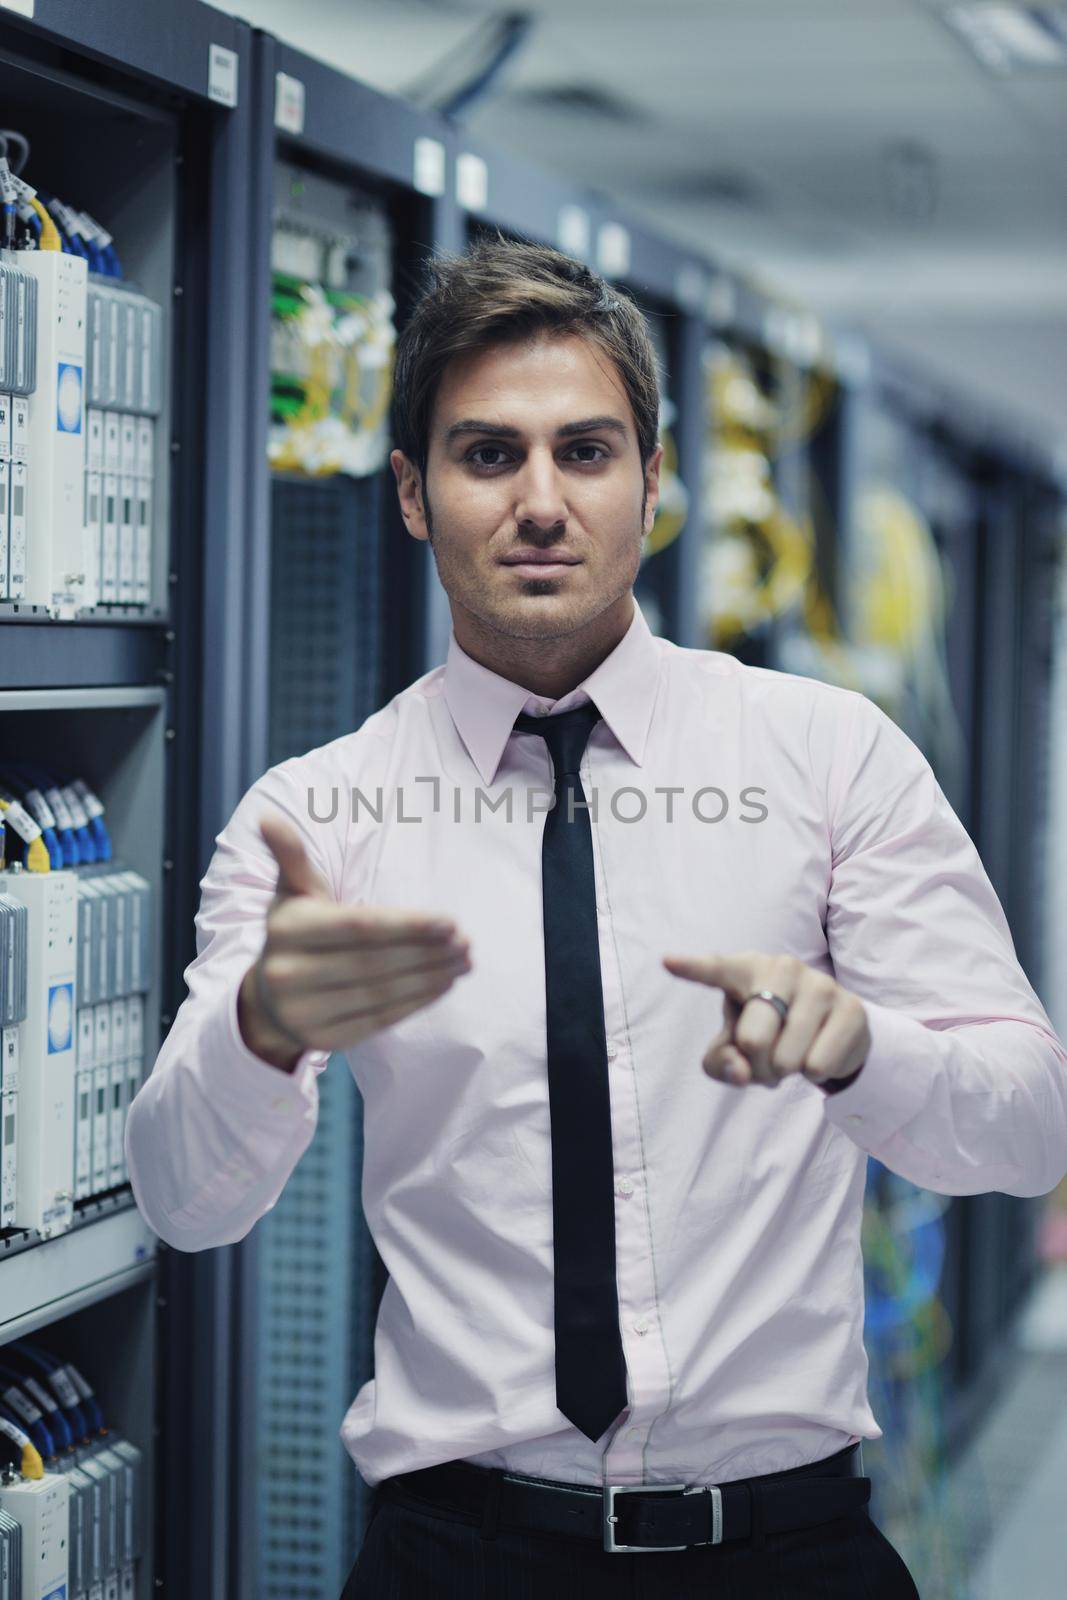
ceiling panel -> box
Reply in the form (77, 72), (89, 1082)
(216, 0), (1067, 440)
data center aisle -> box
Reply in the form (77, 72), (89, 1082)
(890, 1261), (1067, 1600)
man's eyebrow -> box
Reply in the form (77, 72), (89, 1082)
(443, 415), (630, 446)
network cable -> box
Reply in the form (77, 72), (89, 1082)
(0, 1388), (55, 1461)
(0, 1365), (72, 1454)
(6, 1344), (89, 1445)
(0, 791), (51, 872)
(0, 769), (63, 868)
(0, 1414), (43, 1481)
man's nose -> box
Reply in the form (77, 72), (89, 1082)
(513, 451), (569, 530)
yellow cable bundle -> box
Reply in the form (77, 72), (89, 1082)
(853, 485), (945, 654)
(767, 363), (837, 455)
(28, 195), (61, 250)
(705, 505), (814, 647)
(21, 1439), (44, 1479)
(760, 504), (815, 617)
(342, 341), (394, 435)
(643, 426), (688, 559)
(0, 798), (52, 871)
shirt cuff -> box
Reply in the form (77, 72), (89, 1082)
(198, 971), (331, 1141)
(816, 997), (935, 1146)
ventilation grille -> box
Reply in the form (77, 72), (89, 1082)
(258, 471), (387, 1596)
(268, 473), (384, 766)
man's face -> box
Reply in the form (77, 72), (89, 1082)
(391, 332), (662, 643)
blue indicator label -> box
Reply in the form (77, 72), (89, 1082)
(56, 362), (83, 433)
(47, 982), (73, 1054)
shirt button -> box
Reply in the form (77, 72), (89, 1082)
(271, 1096), (293, 1115)
(632, 1319), (650, 1336)
(846, 1113), (863, 1124)
(616, 1177), (634, 1199)
(626, 1428), (641, 1439)
(605, 1040), (619, 1061)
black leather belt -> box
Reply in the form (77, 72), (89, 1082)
(377, 1440), (870, 1554)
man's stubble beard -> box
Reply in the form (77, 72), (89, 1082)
(421, 477), (649, 560)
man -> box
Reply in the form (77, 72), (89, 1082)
(126, 234), (1067, 1599)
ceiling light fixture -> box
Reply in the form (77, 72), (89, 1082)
(944, 4), (1067, 70)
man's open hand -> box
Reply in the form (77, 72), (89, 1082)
(237, 812), (472, 1072)
(662, 950), (870, 1090)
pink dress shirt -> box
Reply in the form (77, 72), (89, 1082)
(125, 597), (1067, 1491)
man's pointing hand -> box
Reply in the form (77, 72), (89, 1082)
(662, 950), (870, 1090)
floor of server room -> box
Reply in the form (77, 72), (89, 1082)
(888, 1250), (1067, 1599)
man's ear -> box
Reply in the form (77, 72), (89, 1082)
(643, 442), (664, 535)
(391, 448), (429, 543)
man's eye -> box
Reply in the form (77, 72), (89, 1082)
(466, 444), (608, 469)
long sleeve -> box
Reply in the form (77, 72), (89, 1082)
(125, 756), (340, 1252)
(819, 692), (1067, 1198)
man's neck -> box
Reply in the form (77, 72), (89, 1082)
(452, 594), (634, 701)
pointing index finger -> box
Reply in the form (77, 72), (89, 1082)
(662, 952), (752, 995)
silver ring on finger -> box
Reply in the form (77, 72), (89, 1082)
(745, 989), (790, 1026)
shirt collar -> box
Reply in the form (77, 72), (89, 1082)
(441, 596), (662, 787)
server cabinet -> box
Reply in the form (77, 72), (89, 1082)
(230, 34), (458, 1600)
(0, 6), (255, 1600)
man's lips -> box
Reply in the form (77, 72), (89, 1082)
(498, 550), (582, 576)
(501, 561), (581, 577)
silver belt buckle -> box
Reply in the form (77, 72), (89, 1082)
(603, 1481), (724, 1553)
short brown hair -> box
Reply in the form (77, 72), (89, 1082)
(391, 229), (662, 489)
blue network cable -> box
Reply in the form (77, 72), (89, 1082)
(72, 777), (112, 859)
(3, 763), (79, 865)
(0, 1363), (72, 1453)
(19, 763), (97, 863)
(0, 770), (63, 868)
(7, 1341), (89, 1442)
(60, 1360), (104, 1434)
(0, 1385), (56, 1459)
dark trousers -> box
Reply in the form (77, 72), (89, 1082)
(341, 1479), (922, 1599)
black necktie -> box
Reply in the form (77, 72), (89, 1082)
(512, 699), (629, 1443)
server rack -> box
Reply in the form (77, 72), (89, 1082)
(695, 281), (846, 674)
(228, 33), (459, 1600)
(0, 6), (254, 1600)
(591, 213), (707, 651)
(820, 358), (1067, 1473)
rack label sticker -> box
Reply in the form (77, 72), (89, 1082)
(0, 0), (35, 16)
(456, 152), (488, 212)
(413, 137), (446, 197)
(208, 42), (239, 108)
(557, 205), (590, 259)
(275, 71), (305, 135)
(596, 222), (630, 278)
(674, 262), (708, 314)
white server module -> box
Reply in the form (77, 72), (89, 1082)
(0, 868), (77, 1234)
(1, 1029), (17, 1228)
(92, 1001), (111, 1195)
(16, 250), (90, 615)
(0, 1473), (70, 1600)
